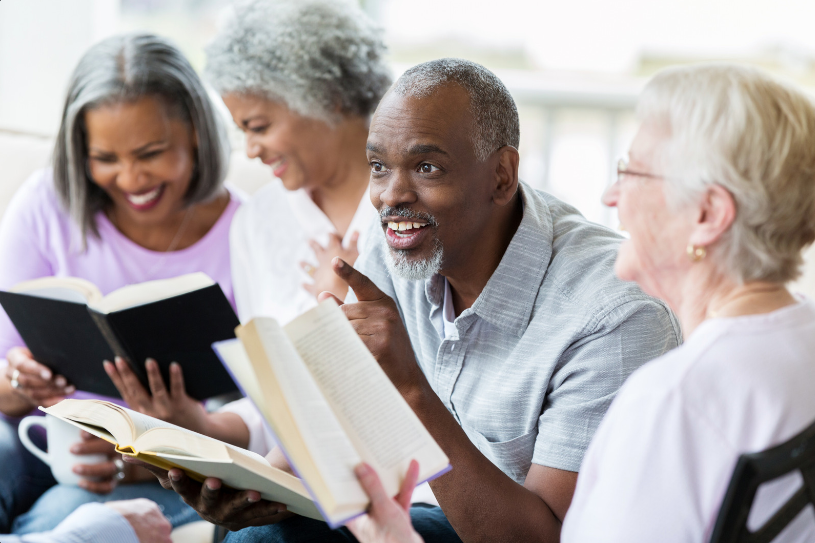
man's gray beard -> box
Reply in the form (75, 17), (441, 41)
(381, 235), (443, 281)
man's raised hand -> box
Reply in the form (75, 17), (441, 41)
(320, 258), (429, 399)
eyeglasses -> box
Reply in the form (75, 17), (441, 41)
(616, 156), (664, 184)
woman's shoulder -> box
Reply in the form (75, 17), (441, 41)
(3, 168), (68, 227)
(230, 181), (300, 236)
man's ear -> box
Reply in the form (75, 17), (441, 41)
(688, 184), (736, 247)
(493, 146), (520, 206)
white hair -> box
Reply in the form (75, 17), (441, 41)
(205, 0), (391, 122)
(382, 235), (443, 281)
(638, 63), (815, 283)
(391, 58), (520, 162)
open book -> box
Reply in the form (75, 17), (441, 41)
(0, 273), (239, 399)
(213, 299), (450, 528)
(43, 399), (320, 519)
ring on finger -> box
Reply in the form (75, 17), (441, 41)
(303, 263), (316, 277)
(114, 458), (126, 481)
(10, 369), (21, 390)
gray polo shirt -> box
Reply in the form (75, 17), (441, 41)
(354, 182), (682, 482)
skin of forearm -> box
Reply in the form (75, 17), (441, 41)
(199, 412), (250, 449)
(407, 386), (563, 543)
(0, 379), (36, 417)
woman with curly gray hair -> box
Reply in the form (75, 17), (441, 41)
(208, 0), (391, 320)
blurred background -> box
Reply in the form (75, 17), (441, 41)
(2, 0), (815, 229)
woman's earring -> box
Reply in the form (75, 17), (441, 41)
(687, 244), (707, 262)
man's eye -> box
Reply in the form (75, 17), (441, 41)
(419, 163), (439, 173)
(370, 161), (385, 173)
(249, 125), (269, 134)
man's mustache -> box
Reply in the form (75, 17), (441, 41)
(379, 206), (439, 228)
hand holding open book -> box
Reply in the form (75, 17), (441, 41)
(45, 298), (449, 529)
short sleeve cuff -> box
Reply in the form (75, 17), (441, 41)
(218, 397), (276, 455)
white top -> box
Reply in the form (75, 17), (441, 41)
(3, 503), (138, 543)
(562, 299), (815, 543)
(220, 180), (377, 455)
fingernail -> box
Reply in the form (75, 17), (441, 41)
(72, 466), (82, 474)
(277, 505), (288, 513)
(70, 445), (80, 454)
(247, 495), (259, 503)
(55, 376), (66, 387)
(169, 470), (181, 481)
(355, 463), (371, 476)
(103, 360), (112, 371)
(206, 481), (218, 490)
(40, 369), (51, 379)
(65, 386), (76, 394)
(335, 258), (345, 269)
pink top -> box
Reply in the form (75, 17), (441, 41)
(0, 169), (242, 400)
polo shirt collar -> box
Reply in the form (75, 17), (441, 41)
(424, 182), (553, 337)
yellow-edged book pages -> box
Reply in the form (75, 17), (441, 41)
(41, 399), (321, 520)
(221, 298), (450, 528)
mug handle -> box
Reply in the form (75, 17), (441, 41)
(18, 417), (50, 466)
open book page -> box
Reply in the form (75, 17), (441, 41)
(11, 276), (102, 305)
(285, 300), (450, 497)
(44, 400), (229, 459)
(249, 318), (366, 508)
(212, 339), (267, 415)
(43, 399), (136, 445)
(90, 272), (214, 314)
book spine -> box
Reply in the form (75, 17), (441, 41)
(87, 309), (144, 379)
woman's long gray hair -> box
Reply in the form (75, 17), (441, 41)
(53, 33), (230, 243)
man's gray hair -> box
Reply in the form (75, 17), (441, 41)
(205, 0), (391, 122)
(53, 33), (230, 243)
(638, 63), (815, 283)
(391, 58), (520, 161)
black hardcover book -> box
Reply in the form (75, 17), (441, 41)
(0, 274), (240, 400)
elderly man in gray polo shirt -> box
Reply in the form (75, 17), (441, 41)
(325, 58), (682, 543)
(129, 59), (681, 543)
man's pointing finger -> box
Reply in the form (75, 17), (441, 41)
(331, 257), (385, 301)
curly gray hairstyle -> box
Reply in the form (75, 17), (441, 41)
(391, 58), (520, 162)
(54, 33), (230, 242)
(205, 0), (391, 121)
(638, 63), (815, 283)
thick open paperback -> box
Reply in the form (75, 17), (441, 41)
(42, 399), (321, 520)
(213, 299), (450, 528)
(0, 273), (239, 399)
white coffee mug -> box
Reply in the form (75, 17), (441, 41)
(18, 414), (109, 486)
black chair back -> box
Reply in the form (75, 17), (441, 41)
(710, 418), (815, 543)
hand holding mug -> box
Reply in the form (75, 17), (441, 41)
(18, 415), (114, 491)
(70, 431), (125, 493)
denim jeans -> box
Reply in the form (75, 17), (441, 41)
(0, 417), (201, 534)
(0, 417), (55, 533)
(224, 503), (463, 543)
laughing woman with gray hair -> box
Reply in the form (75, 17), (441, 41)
(0, 33), (246, 535)
(342, 64), (815, 543)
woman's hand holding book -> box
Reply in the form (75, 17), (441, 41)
(2, 346), (74, 415)
(104, 356), (209, 433)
